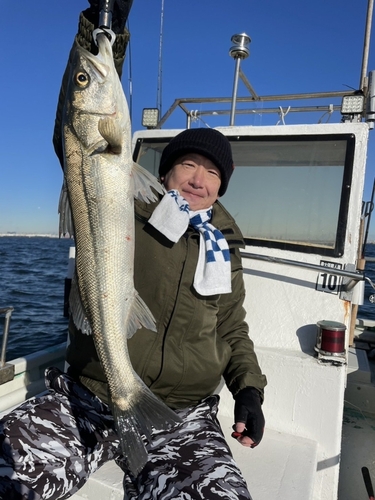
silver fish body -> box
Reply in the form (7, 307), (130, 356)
(60, 33), (180, 476)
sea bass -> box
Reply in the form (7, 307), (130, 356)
(59, 32), (180, 476)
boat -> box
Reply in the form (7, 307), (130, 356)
(1, 2), (375, 499)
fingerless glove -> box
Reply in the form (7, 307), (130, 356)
(234, 386), (265, 447)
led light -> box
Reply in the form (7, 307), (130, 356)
(340, 95), (364, 114)
(142, 108), (159, 128)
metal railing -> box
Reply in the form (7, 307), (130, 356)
(240, 251), (365, 284)
(0, 307), (15, 384)
(240, 251), (368, 303)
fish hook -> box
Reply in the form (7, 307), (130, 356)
(93, 27), (116, 46)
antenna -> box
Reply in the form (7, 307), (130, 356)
(126, 20), (133, 122)
(359, 0), (374, 90)
(229, 33), (251, 126)
(156, 0), (165, 116)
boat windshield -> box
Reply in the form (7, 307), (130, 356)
(133, 133), (355, 257)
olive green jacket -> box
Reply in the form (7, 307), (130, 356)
(66, 196), (267, 408)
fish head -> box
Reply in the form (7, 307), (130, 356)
(64, 33), (126, 153)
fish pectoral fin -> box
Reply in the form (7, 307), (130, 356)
(98, 117), (123, 154)
(70, 276), (92, 335)
(58, 179), (74, 237)
(132, 162), (166, 203)
(126, 291), (157, 338)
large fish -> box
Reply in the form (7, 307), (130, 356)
(59, 32), (180, 476)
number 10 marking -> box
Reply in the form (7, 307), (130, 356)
(319, 273), (338, 291)
(316, 261), (342, 294)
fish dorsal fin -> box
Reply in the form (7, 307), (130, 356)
(98, 116), (123, 154)
(132, 161), (166, 203)
(126, 291), (157, 338)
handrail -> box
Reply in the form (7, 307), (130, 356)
(240, 251), (365, 283)
(0, 307), (15, 384)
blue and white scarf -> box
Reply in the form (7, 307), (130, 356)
(148, 190), (231, 295)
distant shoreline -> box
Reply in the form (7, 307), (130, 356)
(0, 233), (70, 239)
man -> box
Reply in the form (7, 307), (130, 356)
(0, 2), (266, 499)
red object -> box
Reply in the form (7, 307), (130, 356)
(316, 320), (346, 355)
(320, 327), (345, 353)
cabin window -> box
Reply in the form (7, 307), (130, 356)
(133, 139), (164, 178)
(134, 133), (355, 257)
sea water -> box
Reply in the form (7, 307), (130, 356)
(0, 236), (72, 360)
(0, 236), (375, 361)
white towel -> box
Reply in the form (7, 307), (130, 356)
(148, 190), (231, 295)
(148, 189), (189, 242)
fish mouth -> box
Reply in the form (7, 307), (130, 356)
(76, 34), (112, 81)
(93, 33), (114, 74)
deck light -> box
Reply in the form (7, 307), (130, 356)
(142, 108), (159, 129)
(340, 94), (365, 115)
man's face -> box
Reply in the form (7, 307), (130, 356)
(162, 153), (221, 211)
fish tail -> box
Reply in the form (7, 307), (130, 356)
(112, 404), (148, 477)
(113, 382), (182, 476)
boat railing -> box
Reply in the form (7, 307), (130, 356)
(154, 90), (354, 129)
(241, 251), (366, 292)
(0, 307), (15, 385)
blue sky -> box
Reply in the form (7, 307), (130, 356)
(2, 0), (375, 237)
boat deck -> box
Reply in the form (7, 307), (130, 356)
(339, 326), (375, 500)
(339, 407), (375, 500)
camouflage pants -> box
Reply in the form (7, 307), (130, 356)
(0, 369), (252, 500)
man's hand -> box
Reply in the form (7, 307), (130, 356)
(232, 387), (265, 448)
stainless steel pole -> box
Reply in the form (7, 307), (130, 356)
(230, 57), (241, 126)
(360, 0), (374, 89)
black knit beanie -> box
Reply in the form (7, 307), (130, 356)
(159, 128), (234, 196)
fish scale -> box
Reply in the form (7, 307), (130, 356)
(60, 32), (181, 476)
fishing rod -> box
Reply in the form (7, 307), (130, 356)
(93, 0), (116, 45)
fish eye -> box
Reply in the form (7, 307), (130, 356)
(75, 72), (90, 88)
